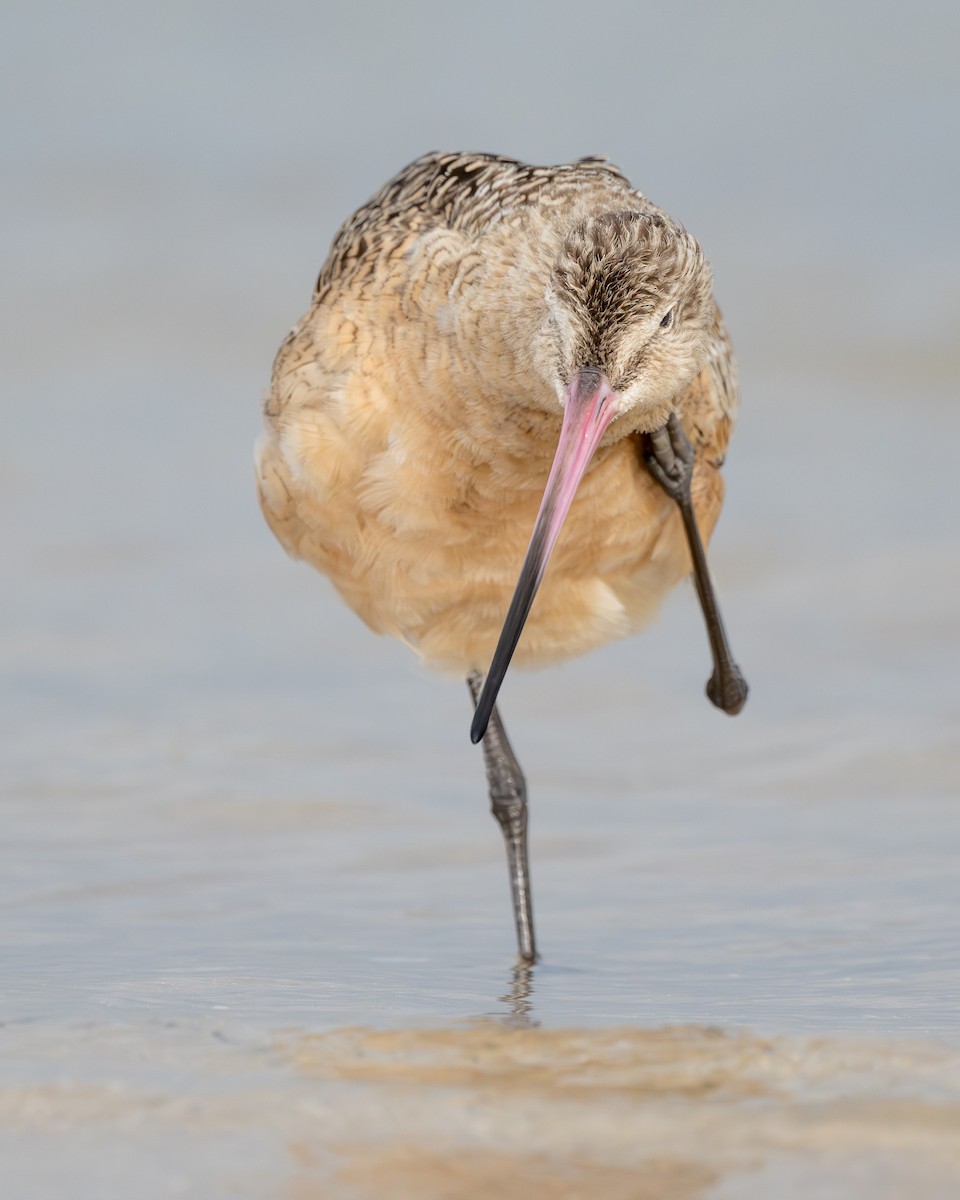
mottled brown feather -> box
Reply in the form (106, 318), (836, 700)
(258, 152), (739, 673)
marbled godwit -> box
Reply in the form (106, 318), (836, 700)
(257, 152), (747, 962)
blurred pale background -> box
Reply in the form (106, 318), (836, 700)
(3, 0), (960, 1171)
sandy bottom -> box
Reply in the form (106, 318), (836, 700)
(3, 1020), (959, 1199)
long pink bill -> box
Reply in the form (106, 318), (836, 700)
(470, 368), (618, 743)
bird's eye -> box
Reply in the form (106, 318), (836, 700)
(660, 309), (674, 329)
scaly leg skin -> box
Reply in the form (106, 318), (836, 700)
(643, 413), (749, 715)
(467, 672), (538, 962)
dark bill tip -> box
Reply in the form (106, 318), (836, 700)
(470, 537), (545, 743)
(469, 369), (618, 744)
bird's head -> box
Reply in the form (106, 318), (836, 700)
(542, 208), (714, 423)
(471, 209), (716, 742)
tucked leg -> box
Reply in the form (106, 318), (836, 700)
(643, 413), (749, 715)
(467, 671), (537, 962)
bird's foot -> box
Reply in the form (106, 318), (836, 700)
(707, 663), (749, 715)
(641, 412), (750, 719)
(642, 412), (694, 505)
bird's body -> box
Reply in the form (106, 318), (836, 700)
(258, 152), (737, 673)
(257, 152), (746, 960)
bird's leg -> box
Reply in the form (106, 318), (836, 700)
(642, 413), (749, 715)
(467, 671), (538, 962)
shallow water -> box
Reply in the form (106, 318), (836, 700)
(3, 0), (960, 1195)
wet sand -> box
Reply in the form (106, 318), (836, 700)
(3, 1021), (959, 1198)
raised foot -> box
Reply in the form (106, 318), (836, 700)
(641, 412), (749, 721)
(707, 664), (749, 715)
(642, 412), (695, 504)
